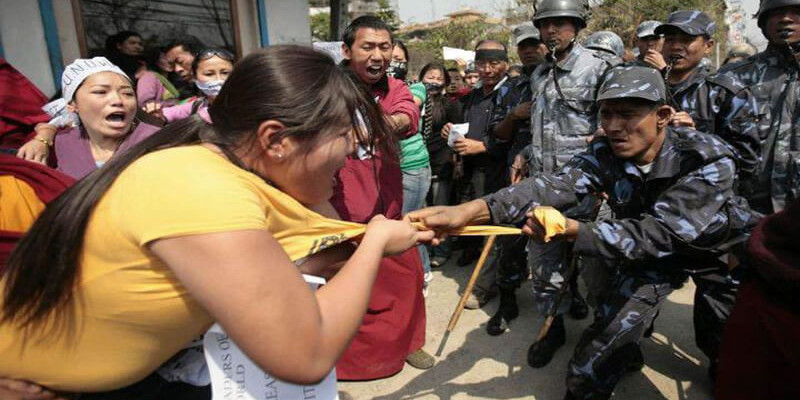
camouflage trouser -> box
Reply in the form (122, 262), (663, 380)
(566, 268), (679, 400)
(565, 265), (739, 399)
(529, 238), (573, 316)
(494, 235), (529, 290)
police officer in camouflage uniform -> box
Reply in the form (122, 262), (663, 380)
(633, 11), (763, 376)
(655, 10), (761, 176)
(523, 0), (620, 368)
(633, 20), (664, 67)
(719, 0), (800, 214)
(485, 22), (592, 337)
(408, 65), (757, 400)
(584, 31), (625, 59)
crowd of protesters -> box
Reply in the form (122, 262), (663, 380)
(0, 0), (798, 399)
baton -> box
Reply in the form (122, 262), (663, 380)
(436, 235), (497, 356)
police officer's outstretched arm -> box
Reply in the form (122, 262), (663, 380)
(573, 153), (739, 262)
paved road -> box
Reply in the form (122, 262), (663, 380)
(339, 251), (714, 400)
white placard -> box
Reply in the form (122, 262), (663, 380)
(447, 123), (469, 148)
(204, 275), (339, 400)
(313, 42), (345, 65)
(442, 47), (475, 63)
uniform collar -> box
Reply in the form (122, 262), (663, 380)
(669, 64), (709, 95)
(764, 43), (800, 70)
(622, 129), (680, 181)
(553, 43), (586, 72)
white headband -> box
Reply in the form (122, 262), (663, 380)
(61, 57), (130, 103)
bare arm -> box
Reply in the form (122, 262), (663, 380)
(388, 113), (412, 137)
(149, 217), (432, 384)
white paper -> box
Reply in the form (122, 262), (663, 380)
(447, 123), (469, 148)
(204, 275), (339, 400)
(313, 42), (345, 65)
(442, 47), (475, 63)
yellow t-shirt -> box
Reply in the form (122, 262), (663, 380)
(0, 145), (360, 392)
(0, 145), (522, 392)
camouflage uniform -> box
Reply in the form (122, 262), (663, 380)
(527, 43), (619, 315)
(485, 127), (754, 398)
(642, 11), (762, 367)
(657, 10), (762, 186)
(719, 44), (800, 214)
(483, 65), (757, 399)
(487, 72), (535, 292)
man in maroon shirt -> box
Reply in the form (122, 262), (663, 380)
(330, 16), (434, 379)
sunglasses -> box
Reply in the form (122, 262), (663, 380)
(195, 49), (235, 62)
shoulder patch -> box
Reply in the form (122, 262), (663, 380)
(671, 127), (735, 162)
(705, 72), (745, 94)
(717, 54), (757, 75)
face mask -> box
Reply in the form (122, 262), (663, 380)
(424, 82), (444, 93)
(195, 79), (225, 97)
(386, 61), (408, 80)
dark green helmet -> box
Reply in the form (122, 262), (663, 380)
(756, 0), (800, 29)
(533, 0), (590, 30)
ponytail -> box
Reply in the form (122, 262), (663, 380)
(2, 117), (210, 328)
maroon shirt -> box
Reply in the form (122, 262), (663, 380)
(332, 73), (426, 380)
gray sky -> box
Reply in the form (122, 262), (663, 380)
(397, 0), (515, 25)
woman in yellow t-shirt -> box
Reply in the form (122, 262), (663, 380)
(0, 45), (432, 396)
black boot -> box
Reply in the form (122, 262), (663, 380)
(486, 288), (519, 336)
(568, 277), (589, 320)
(621, 344), (645, 373)
(457, 248), (479, 267)
(527, 315), (566, 368)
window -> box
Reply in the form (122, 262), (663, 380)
(73, 0), (240, 57)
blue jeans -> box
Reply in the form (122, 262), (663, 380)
(402, 165), (432, 275)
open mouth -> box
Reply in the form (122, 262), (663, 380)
(105, 111), (128, 127)
(365, 65), (383, 77)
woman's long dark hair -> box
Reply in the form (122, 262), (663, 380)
(417, 63), (450, 129)
(2, 45), (393, 329)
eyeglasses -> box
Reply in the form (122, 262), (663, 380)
(475, 59), (504, 69)
(195, 49), (235, 62)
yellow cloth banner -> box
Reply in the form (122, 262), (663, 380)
(276, 215), (521, 262)
(532, 206), (566, 243)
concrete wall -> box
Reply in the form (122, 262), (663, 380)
(0, 0), (56, 95)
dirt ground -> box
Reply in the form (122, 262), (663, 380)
(338, 252), (714, 400)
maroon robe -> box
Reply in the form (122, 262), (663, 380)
(332, 75), (426, 380)
(0, 58), (51, 149)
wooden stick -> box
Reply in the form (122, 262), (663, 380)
(535, 251), (578, 342)
(436, 235), (497, 356)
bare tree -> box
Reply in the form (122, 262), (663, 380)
(79, 0), (154, 51)
(200, 0), (232, 49)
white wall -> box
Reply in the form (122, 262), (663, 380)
(263, 0), (311, 45)
(236, 0), (261, 55)
(52, 0), (82, 66)
(0, 0), (56, 95)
